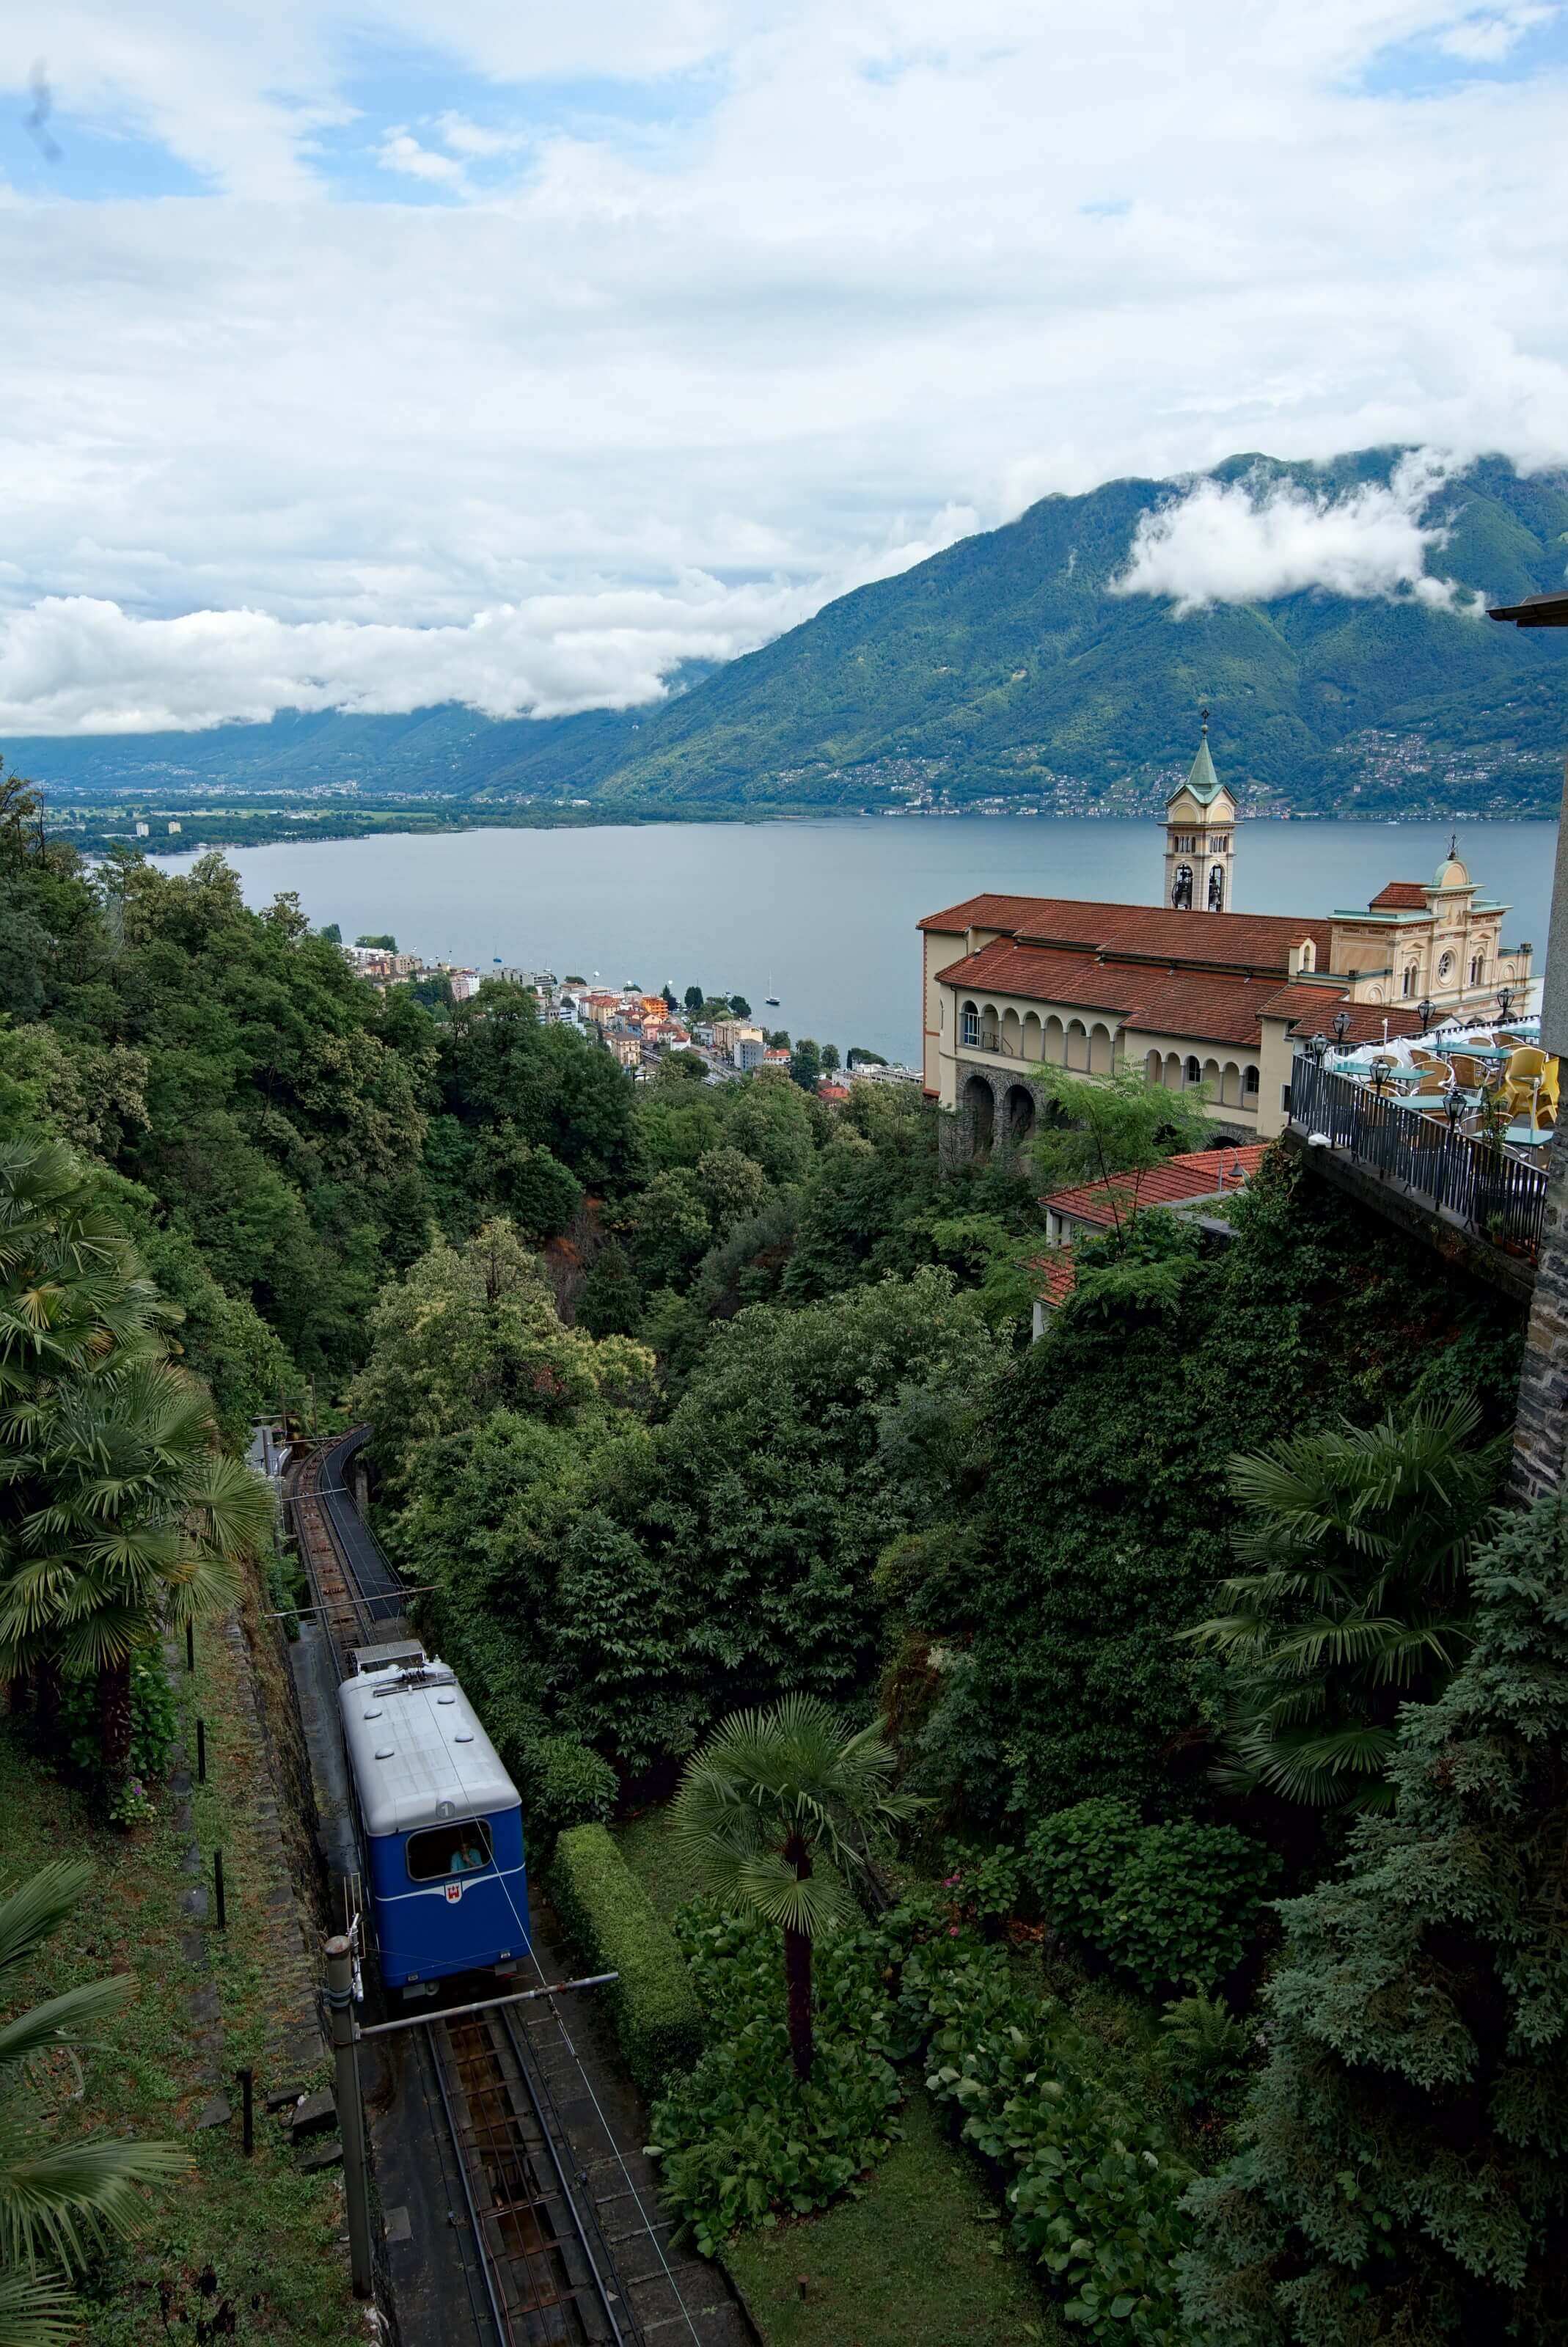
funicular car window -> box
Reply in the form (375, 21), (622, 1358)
(407, 1820), (494, 1882)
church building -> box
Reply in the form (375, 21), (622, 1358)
(920, 725), (1534, 1152)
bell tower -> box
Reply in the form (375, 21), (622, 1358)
(1163, 711), (1237, 913)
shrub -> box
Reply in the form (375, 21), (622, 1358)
(1024, 1798), (1143, 1936)
(884, 1898), (1195, 2347)
(1106, 1822), (1275, 1994)
(517, 1734), (617, 1850)
(60, 1659), (180, 1787)
(1155, 1996), (1256, 2117)
(1026, 1800), (1274, 1993)
(649, 1905), (904, 2255)
(939, 1839), (1025, 1930)
(550, 1826), (703, 2096)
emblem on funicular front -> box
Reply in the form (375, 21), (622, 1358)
(444, 1881), (463, 1903)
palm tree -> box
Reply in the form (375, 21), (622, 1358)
(0, 1132), (274, 1783)
(1184, 1395), (1503, 1809)
(0, 1861), (187, 2345)
(670, 1695), (920, 2081)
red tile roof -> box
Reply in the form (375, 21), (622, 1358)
(1044, 1143), (1270, 1231)
(1369, 881), (1429, 910)
(920, 892), (1331, 969)
(1032, 1251), (1079, 1310)
(818, 1083), (851, 1102)
(937, 937), (1431, 1052)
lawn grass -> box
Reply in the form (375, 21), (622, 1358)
(725, 2092), (1062, 2347)
(0, 1607), (358, 2347)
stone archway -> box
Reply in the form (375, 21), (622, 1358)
(962, 1071), (995, 1157)
(1002, 1083), (1036, 1152)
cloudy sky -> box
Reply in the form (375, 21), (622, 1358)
(1, 0), (1567, 732)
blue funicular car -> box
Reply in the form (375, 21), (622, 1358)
(339, 1638), (529, 1999)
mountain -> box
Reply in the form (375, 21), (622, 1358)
(15, 450), (1568, 820)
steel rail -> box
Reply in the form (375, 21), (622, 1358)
(494, 1998), (631, 2347)
(298, 1429), (643, 2346)
(423, 2014), (512, 2347)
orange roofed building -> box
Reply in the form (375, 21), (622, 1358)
(920, 728), (1534, 1152)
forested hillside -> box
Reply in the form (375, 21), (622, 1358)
(10, 766), (1568, 2345)
(18, 450), (1568, 822)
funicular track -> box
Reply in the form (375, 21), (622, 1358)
(287, 1431), (744, 2347)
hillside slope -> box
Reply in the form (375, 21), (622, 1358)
(581, 450), (1568, 813)
(16, 450), (1568, 818)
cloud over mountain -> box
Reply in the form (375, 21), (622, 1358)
(1113, 453), (1479, 615)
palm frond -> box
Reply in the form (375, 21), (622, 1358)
(0, 1867), (95, 1988)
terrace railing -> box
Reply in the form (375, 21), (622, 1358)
(1288, 1057), (1548, 1263)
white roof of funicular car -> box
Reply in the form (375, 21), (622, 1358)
(338, 1651), (520, 1837)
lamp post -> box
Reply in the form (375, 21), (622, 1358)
(1498, 983), (1516, 1028)
(1418, 997), (1435, 1036)
(1332, 1008), (1351, 1055)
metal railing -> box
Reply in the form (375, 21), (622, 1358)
(1289, 1058), (1549, 1262)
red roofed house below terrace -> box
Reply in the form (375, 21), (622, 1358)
(920, 729), (1534, 1154)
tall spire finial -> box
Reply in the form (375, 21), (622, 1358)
(1200, 704), (1209, 736)
(1448, 830), (1457, 858)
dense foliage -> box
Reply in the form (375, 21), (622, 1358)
(650, 1904), (904, 2256)
(1025, 1800), (1277, 1996)
(885, 1149), (1522, 1826)
(1181, 1499), (1568, 2345)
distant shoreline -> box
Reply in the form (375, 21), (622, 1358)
(62, 798), (1564, 862)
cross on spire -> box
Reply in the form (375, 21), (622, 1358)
(1200, 704), (1209, 736)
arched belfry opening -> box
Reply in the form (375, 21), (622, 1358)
(1163, 709), (1237, 915)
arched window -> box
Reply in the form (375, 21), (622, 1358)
(961, 1000), (979, 1047)
(1207, 865), (1224, 911)
(1185, 1055), (1202, 1088)
(1469, 954), (1483, 986)
(1243, 1065), (1259, 1097)
(1172, 863), (1194, 909)
(1146, 1049), (1163, 1084)
(1402, 964), (1418, 998)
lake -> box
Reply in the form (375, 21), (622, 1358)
(162, 816), (1560, 1066)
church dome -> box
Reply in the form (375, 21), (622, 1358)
(1432, 849), (1471, 891)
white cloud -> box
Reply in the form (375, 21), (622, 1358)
(1436, 7), (1553, 62)
(433, 111), (525, 157)
(0, 579), (829, 734)
(377, 128), (467, 183)
(1111, 452), (1480, 614)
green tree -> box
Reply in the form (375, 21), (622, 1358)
(0, 1861), (188, 2344)
(575, 1241), (643, 1339)
(728, 995), (752, 1019)
(1185, 1396), (1504, 1809)
(766, 1030), (790, 1051)
(354, 931), (396, 949)
(683, 985), (705, 1016)
(1181, 1498), (1568, 2346)
(670, 1696), (917, 2079)
(629, 1170), (713, 1291)
(789, 1038), (822, 1092)
(846, 1048), (886, 1068)
(818, 1044), (840, 1073)
(694, 1146), (771, 1237)
(662, 984), (678, 1012)
(318, 921), (342, 945)
(353, 1220), (651, 1503)
(1031, 1063), (1214, 1240)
